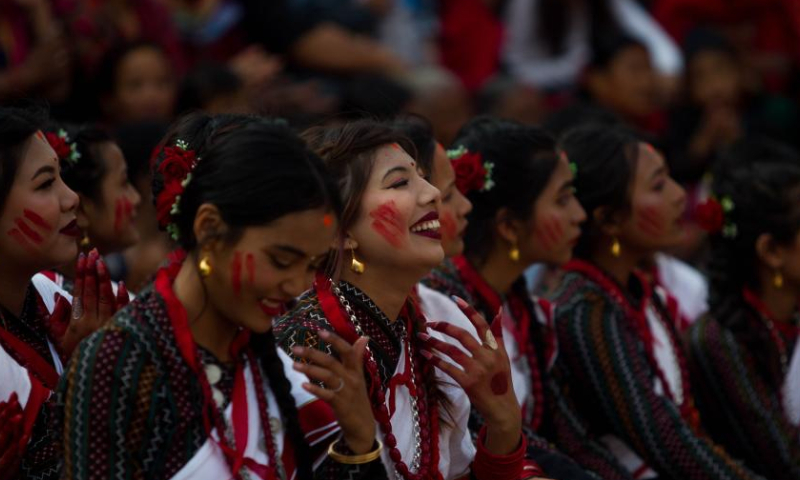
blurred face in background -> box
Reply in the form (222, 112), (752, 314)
(107, 46), (176, 123)
(589, 44), (658, 118)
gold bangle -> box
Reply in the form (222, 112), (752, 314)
(327, 439), (383, 465)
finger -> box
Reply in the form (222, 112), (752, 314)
(72, 253), (86, 299)
(116, 281), (130, 308)
(48, 293), (70, 339)
(97, 259), (114, 319)
(427, 321), (482, 352)
(348, 336), (369, 373)
(317, 330), (354, 359)
(291, 345), (341, 372)
(301, 382), (337, 403)
(292, 362), (340, 387)
(83, 251), (98, 318)
(490, 306), (505, 342)
(417, 332), (474, 367)
(451, 295), (490, 338)
(420, 350), (468, 385)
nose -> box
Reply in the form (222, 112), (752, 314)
(574, 202), (587, 224)
(130, 185), (142, 207)
(62, 184), (79, 213)
(282, 271), (312, 299)
(420, 179), (441, 207)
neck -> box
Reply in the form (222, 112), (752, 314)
(591, 239), (643, 288)
(469, 248), (526, 297)
(341, 263), (419, 322)
(0, 261), (36, 317)
(756, 274), (797, 324)
(173, 255), (238, 362)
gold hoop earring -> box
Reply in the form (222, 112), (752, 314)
(774, 270), (784, 289)
(509, 242), (520, 262)
(350, 249), (365, 274)
(198, 256), (212, 277)
(611, 237), (621, 258)
(80, 232), (91, 248)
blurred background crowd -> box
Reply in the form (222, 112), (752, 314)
(3, 0), (800, 287)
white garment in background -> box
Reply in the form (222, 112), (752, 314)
(503, 0), (683, 89)
(655, 253), (708, 325)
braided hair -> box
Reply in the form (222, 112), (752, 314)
(452, 116), (560, 266)
(152, 113), (343, 480)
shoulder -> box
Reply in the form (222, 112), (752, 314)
(687, 313), (739, 360)
(422, 259), (472, 303)
(551, 270), (621, 321)
(273, 290), (334, 352)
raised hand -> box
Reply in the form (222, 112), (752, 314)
(291, 330), (376, 454)
(58, 250), (123, 356)
(417, 296), (522, 455)
(0, 393), (27, 480)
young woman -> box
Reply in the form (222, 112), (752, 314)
(59, 113), (383, 479)
(274, 120), (529, 480)
(0, 107), (120, 479)
(41, 124), (141, 292)
(550, 124), (763, 480)
(687, 139), (800, 480)
(421, 117), (623, 480)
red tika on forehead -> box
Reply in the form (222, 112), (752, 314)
(369, 201), (406, 248)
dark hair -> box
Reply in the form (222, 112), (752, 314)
(114, 121), (169, 184)
(301, 119), (414, 241)
(97, 41), (169, 98)
(452, 116), (559, 265)
(390, 115), (436, 178)
(302, 119), (453, 424)
(175, 63), (243, 115)
(51, 124), (114, 203)
(705, 138), (800, 388)
(561, 124), (641, 258)
(153, 113), (343, 480)
(589, 33), (647, 71)
(0, 107), (47, 211)
(537, 0), (619, 56)
(153, 113), (342, 252)
(683, 28), (737, 65)
(708, 138), (800, 306)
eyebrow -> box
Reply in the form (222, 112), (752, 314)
(649, 165), (667, 180)
(382, 165), (411, 181)
(31, 165), (56, 181)
(558, 179), (575, 192)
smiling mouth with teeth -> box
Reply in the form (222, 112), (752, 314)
(410, 219), (442, 240)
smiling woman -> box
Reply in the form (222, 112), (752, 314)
(274, 120), (529, 480)
(58, 113), (384, 480)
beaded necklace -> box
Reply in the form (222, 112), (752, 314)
(315, 277), (442, 480)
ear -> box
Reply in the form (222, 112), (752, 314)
(494, 207), (524, 245)
(755, 233), (784, 270)
(75, 194), (92, 230)
(593, 205), (624, 238)
(193, 203), (228, 253)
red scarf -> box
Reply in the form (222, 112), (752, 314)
(155, 258), (280, 479)
(564, 259), (701, 430)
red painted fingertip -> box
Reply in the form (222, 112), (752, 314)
(416, 332), (431, 341)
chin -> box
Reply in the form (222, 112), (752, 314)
(247, 317), (274, 335)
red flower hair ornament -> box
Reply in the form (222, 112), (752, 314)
(447, 145), (495, 195)
(695, 195), (737, 238)
(154, 139), (198, 241)
(45, 129), (81, 165)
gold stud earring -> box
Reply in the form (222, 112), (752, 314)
(509, 242), (520, 262)
(80, 232), (90, 248)
(198, 256), (212, 277)
(611, 237), (621, 258)
(350, 248), (365, 274)
(774, 270), (784, 289)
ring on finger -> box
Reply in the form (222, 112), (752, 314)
(329, 377), (344, 393)
(482, 329), (498, 350)
(71, 297), (83, 320)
